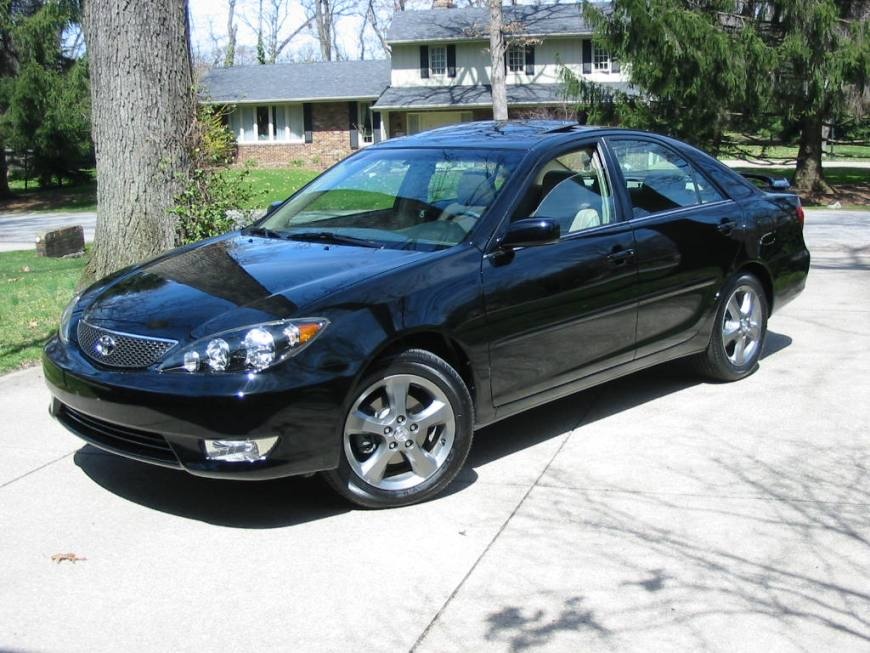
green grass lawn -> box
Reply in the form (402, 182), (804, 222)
(3, 177), (98, 212)
(721, 139), (870, 161)
(731, 166), (870, 186)
(0, 249), (85, 374)
(232, 168), (318, 208)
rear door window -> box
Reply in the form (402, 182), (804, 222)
(608, 139), (725, 218)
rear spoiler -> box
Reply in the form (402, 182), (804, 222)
(740, 172), (793, 192)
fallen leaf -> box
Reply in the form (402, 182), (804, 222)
(28, 320), (39, 329)
(51, 553), (87, 564)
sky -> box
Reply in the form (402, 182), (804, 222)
(187, 0), (374, 65)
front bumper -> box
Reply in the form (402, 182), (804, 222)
(43, 335), (351, 480)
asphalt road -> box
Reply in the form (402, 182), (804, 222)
(0, 211), (96, 252)
(1, 210), (868, 652)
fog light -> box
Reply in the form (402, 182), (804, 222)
(203, 436), (279, 462)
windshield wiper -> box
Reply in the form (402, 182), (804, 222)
(244, 226), (284, 239)
(286, 231), (382, 248)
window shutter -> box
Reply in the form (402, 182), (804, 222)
(420, 45), (429, 79)
(582, 39), (592, 74)
(372, 111), (381, 143)
(525, 45), (535, 75)
(348, 101), (359, 149)
(447, 44), (456, 78)
(302, 103), (313, 143)
(611, 58), (621, 73)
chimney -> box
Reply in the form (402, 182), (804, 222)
(432, 0), (454, 8)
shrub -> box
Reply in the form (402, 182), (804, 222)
(172, 105), (263, 245)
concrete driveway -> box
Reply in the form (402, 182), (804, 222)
(1, 211), (868, 652)
(0, 211), (96, 252)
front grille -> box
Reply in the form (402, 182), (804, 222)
(57, 404), (181, 468)
(77, 320), (177, 369)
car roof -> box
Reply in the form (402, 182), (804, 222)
(376, 120), (602, 150)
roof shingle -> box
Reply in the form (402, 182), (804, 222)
(387, 3), (604, 43)
(373, 82), (635, 110)
(200, 59), (391, 104)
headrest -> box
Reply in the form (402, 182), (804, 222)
(541, 170), (575, 196)
(457, 171), (495, 206)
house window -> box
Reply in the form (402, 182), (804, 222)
(256, 106), (271, 140)
(507, 45), (525, 73)
(231, 104), (304, 143)
(430, 45), (447, 75)
(593, 45), (611, 72)
(358, 101), (374, 145)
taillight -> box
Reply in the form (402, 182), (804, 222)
(796, 204), (805, 229)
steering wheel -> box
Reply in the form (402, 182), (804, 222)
(442, 208), (481, 222)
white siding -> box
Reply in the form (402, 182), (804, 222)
(391, 38), (627, 88)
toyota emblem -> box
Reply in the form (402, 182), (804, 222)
(95, 334), (117, 357)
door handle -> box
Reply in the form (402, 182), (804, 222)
(607, 248), (636, 266)
(717, 219), (738, 235)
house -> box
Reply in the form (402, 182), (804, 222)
(375, 2), (630, 137)
(200, 2), (630, 168)
(200, 59), (392, 168)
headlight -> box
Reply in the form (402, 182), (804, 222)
(58, 294), (80, 344)
(160, 318), (329, 374)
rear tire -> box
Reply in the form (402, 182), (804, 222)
(323, 349), (473, 508)
(694, 273), (768, 382)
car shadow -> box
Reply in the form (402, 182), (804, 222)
(467, 330), (792, 470)
(74, 331), (791, 527)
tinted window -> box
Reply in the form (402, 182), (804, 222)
(261, 148), (522, 250)
(514, 145), (616, 235)
(609, 139), (725, 218)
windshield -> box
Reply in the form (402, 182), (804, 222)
(257, 147), (522, 251)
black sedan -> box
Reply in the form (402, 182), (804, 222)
(44, 121), (810, 508)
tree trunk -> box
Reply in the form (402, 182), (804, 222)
(81, 0), (194, 283)
(0, 144), (10, 198)
(224, 0), (237, 67)
(489, 0), (507, 120)
(793, 113), (831, 195)
(316, 0), (334, 61)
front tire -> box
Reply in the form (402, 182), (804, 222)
(694, 273), (768, 382)
(323, 349), (474, 508)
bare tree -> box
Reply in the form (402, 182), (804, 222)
(489, 0), (507, 120)
(301, 0), (355, 61)
(224, 0), (237, 66)
(360, 0), (395, 56)
(81, 0), (195, 280)
(240, 0), (312, 63)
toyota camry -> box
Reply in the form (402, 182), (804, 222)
(44, 121), (810, 508)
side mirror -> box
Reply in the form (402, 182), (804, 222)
(501, 218), (561, 248)
(265, 200), (284, 216)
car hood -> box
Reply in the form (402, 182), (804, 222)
(81, 234), (428, 341)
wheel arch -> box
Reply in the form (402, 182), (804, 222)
(735, 260), (775, 313)
(359, 329), (478, 411)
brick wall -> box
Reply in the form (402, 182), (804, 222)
(234, 102), (354, 170)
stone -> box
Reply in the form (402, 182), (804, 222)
(35, 225), (85, 258)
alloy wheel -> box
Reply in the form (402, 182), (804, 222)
(721, 284), (763, 367)
(343, 373), (456, 491)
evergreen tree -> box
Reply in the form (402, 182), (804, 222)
(0, 0), (92, 187)
(579, 0), (869, 193)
